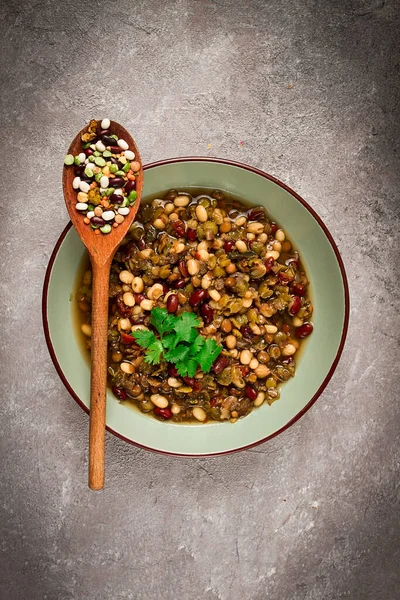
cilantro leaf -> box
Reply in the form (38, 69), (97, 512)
(164, 343), (191, 364)
(132, 329), (157, 349)
(173, 312), (201, 345)
(162, 332), (177, 349)
(197, 338), (223, 373)
(144, 339), (164, 364)
(149, 307), (177, 337)
(176, 359), (198, 378)
(187, 335), (205, 357)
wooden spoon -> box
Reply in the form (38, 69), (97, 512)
(63, 120), (143, 490)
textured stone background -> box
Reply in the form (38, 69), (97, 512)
(1, 0), (399, 599)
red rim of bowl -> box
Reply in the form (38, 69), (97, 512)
(42, 157), (350, 457)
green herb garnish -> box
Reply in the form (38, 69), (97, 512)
(132, 307), (222, 377)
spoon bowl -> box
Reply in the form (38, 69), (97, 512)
(63, 120), (143, 490)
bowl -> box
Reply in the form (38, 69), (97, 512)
(43, 158), (349, 456)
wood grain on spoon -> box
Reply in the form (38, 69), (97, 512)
(63, 120), (143, 490)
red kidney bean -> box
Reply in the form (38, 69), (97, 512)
(125, 180), (136, 194)
(240, 366), (250, 377)
(172, 220), (185, 238)
(240, 325), (252, 338)
(210, 397), (219, 407)
(183, 376), (195, 387)
(109, 177), (125, 188)
(291, 283), (306, 296)
(224, 240), (235, 252)
(167, 294), (179, 313)
(154, 407), (173, 420)
(102, 135), (116, 146)
(245, 384), (257, 401)
(189, 289), (208, 307)
(120, 332), (135, 344)
(248, 208), (265, 221)
(134, 293), (146, 304)
(109, 145), (121, 153)
(288, 296), (301, 315)
(212, 355), (230, 374)
(178, 259), (189, 277)
(295, 322), (313, 338)
(168, 364), (179, 377)
(99, 129), (110, 136)
(200, 303), (213, 325)
(265, 256), (275, 272)
(193, 380), (202, 392)
(85, 148), (94, 156)
(187, 228), (197, 241)
(270, 223), (278, 234)
(110, 193), (124, 204)
(112, 386), (128, 400)
(173, 278), (186, 290)
(90, 216), (106, 227)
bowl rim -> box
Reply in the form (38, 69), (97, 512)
(42, 156), (350, 457)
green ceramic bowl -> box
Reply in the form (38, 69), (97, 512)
(43, 158), (349, 456)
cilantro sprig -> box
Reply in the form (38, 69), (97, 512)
(132, 307), (222, 377)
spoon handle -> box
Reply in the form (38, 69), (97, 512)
(88, 256), (112, 490)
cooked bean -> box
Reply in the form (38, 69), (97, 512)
(189, 289), (208, 307)
(225, 335), (237, 349)
(196, 205), (208, 222)
(254, 392), (265, 407)
(200, 303), (213, 325)
(119, 318), (131, 331)
(174, 195), (190, 207)
(131, 277), (144, 293)
(168, 377), (182, 388)
(192, 407), (207, 422)
(150, 394), (169, 408)
(166, 294), (179, 314)
(121, 362), (135, 374)
(81, 323), (92, 337)
(275, 229), (285, 242)
(255, 364), (270, 378)
(119, 270), (134, 284)
(187, 259), (199, 275)
(140, 299), (154, 311)
(171, 404), (181, 414)
(235, 240), (248, 253)
(240, 350), (252, 365)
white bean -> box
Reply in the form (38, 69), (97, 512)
(81, 324), (92, 337)
(101, 118), (110, 130)
(73, 176), (81, 189)
(254, 392), (265, 407)
(123, 292), (135, 307)
(266, 325), (278, 334)
(196, 205), (208, 222)
(125, 150), (135, 161)
(168, 377), (182, 388)
(86, 211), (95, 219)
(76, 203), (88, 211)
(102, 210), (116, 221)
(119, 270), (134, 284)
(100, 175), (109, 188)
(131, 277), (144, 293)
(79, 181), (90, 193)
(150, 394), (169, 408)
(282, 344), (297, 356)
(95, 140), (106, 152)
(171, 404), (181, 415)
(235, 240), (247, 253)
(275, 229), (285, 242)
(78, 152), (86, 163)
(187, 259), (199, 275)
(117, 139), (129, 150)
(140, 299), (154, 311)
(192, 407), (207, 422)
(174, 195), (190, 207)
(118, 207), (130, 216)
(120, 362), (134, 374)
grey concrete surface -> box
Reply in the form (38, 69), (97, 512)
(1, 0), (399, 599)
